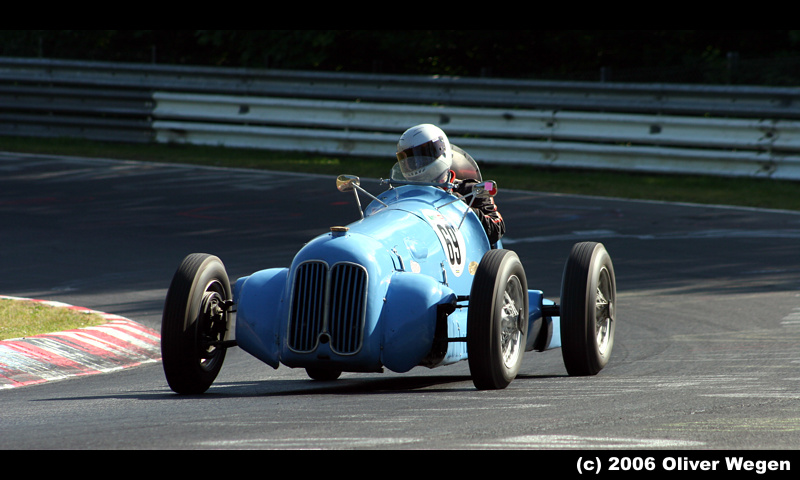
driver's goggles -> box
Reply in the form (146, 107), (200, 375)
(396, 137), (446, 166)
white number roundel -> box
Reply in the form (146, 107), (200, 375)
(421, 209), (466, 277)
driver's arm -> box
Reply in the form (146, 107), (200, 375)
(454, 179), (506, 244)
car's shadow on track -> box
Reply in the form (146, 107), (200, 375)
(32, 372), (568, 403)
(157, 372), (569, 398)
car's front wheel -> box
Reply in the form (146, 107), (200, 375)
(161, 253), (232, 394)
(467, 249), (529, 390)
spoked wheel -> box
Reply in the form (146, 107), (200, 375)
(162, 253), (232, 394)
(467, 249), (529, 390)
(560, 242), (616, 376)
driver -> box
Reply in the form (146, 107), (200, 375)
(396, 124), (505, 245)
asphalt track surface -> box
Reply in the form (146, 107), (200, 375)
(1, 152), (799, 455)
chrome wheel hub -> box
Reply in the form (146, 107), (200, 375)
(500, 275), (524, 369)
(595, 267), (614, 356)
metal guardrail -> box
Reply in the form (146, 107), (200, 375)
(1, 57), (799, 180)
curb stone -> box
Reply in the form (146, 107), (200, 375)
(0, 295), (161, 389)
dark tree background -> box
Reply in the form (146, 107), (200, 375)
(2, 30), (799, 85)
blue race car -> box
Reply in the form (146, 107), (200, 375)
(160, 155), (617, 394)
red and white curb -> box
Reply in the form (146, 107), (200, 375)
(0, 296), (161, 390)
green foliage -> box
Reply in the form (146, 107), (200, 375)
(2, 30), (800, 84)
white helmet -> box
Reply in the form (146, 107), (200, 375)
(396, 124), (453, 183)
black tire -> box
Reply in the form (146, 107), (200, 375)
(161, 253), (232, 394)
(306, 368), (342, 381)
(560, 242), (616, 376)
(467, 249), (529, 390)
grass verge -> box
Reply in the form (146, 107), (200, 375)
(0, 298), (106, 341)
(2, 136), (799, 212)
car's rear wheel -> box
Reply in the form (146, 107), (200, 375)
(162, 253), (232, 394)
(467, 249), (529, 390)
(560, 242), (616, 376)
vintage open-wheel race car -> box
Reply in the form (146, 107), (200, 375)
(160, 154), (616, 394)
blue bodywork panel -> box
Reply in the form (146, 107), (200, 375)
(233, 184), (561, 373)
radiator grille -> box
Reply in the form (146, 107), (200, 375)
(288, 261), (327, 352)
(288, 261), (367, 355)
(328, 263), (368, 354)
